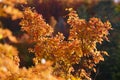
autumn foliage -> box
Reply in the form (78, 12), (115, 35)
(0, 28), (62, 80)
(19, 8), (112, 80)
(0, 0), (112, 79)
(0, 0), (26, 20)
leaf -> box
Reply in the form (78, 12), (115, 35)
(0, 34), (3, 39)
(8, 36), (18, 43)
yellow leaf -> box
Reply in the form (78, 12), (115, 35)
(93, 68), (96, 72)
(0, 34), (3, 39)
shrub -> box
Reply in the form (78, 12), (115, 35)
(19, 8), (112, 80)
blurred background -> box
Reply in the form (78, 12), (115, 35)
(0, 0), (120, 80)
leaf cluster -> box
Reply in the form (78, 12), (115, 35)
(20, 8), (112, 80)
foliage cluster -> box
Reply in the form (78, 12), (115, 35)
(20, 8), (111, 80)
(0, 0), (113, 80)
(0, 27), (63, 80)
(0, 0), (26, 20)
